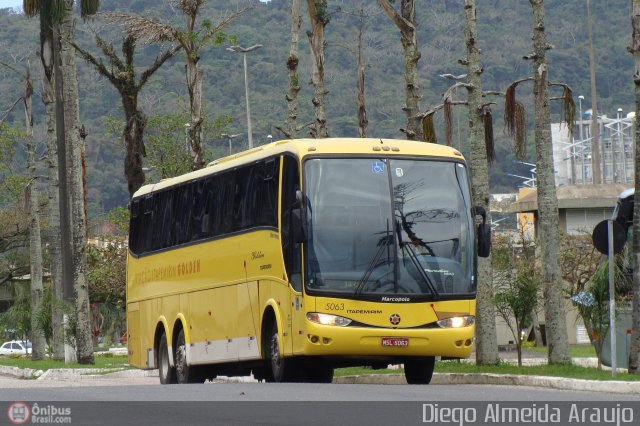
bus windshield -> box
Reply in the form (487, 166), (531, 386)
(304, 157), (474, 298)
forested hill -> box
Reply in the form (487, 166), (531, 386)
(0, 0), (634, 223)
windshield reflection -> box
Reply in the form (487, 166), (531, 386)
(304, 158), (474, 298)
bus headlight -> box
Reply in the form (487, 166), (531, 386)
(436, 315), (475, 328)
(307, 312), (352, 327)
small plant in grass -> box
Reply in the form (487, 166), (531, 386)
(492, 235), (539, 367)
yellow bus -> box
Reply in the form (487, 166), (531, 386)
(126, 138), (491, 384)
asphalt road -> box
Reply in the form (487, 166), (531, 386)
(1, 371), (639, 425)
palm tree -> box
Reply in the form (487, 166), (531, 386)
(628, 0), (640, 374)
(306, 0), (330, 138)
(378, 0), (423, 140)
(503, 0), (573, 364)
(462, 0), (498, 365)
(24, 0), (100, 364)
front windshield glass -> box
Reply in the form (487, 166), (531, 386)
(304, 158), (474, 298)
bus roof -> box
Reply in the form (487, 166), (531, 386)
(132, 138), (465, 198)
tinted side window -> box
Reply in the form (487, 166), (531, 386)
(219, 172), (235, 235)
(256, 159), (279, 227)
(191, 180), (206, 241)
(173, 183), (194, 245)
(281, 155), (302, 290)
(142, 195), (154, 253)
(129, 199), (141, 255)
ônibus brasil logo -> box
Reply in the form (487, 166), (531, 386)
(7, 402), (30, 425)
(389, 313), (401, 326)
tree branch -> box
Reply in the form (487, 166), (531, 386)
(69, 39), (121, 89)
(137, 44), (182, 91)
(378, 0), (414, 36)
(418, 101), (468, 119)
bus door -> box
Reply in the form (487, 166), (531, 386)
(281, 155), (306, 354)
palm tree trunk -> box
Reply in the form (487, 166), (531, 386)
(356, 9), (368, 138)
(587, 0), (602, 184)
(285, 0), (302, 138)
(60, 0), (93, 364)
(378, 0), (422, 141)
(40, 18), (65, 362)
(24, 62), (46, 361)
(628, 0), (640, 374)
(529, 0), (570, 364)
(464, 0), (498, 365)
(186, 58), (205, 169)
(307, 0), (329, 138)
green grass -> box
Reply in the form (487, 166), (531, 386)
(525, 344), (596, 358)
(0, 354), (130, 371)
(434, 359), (640, 381)
(335, 366), (401, 376)
(335, 352), (640, 382)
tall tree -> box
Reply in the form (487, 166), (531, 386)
(586, 0), (602, 184)
(528, 0), (570, 364)
(628, 0), (640, 374)
(0, 59), (47, 360)
(306, 0), (330, 138)
(354, 7), (369, 138)
(378, 0), (422, 141)
(23, 62), (47, 360)
(284, 0), (301, 138)
(23, 0), (65, 361)
(59, 0), (99, 364)
(72, 34), (180, 198)
(105, 1), (252, 170)
(463, 0), (498, 365)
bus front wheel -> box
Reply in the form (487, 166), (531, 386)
(158, 332), (176, 385)
(266, 321), (294, 382)
(404, 357), (435, 385)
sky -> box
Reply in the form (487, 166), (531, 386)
(0, 0), (271, 10)
(0, 0), (21, 9)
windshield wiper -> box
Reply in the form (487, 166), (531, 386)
(354, 222), (393, 296)
(397, 219), (440, 298)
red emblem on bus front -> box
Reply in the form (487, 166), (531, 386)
(389, 314), (401, 325)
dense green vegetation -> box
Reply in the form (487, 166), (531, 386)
(0, 0), (634, 222)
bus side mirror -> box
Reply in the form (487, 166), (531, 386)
(291, 208), (307, 244)
(473, 206), (491, 258)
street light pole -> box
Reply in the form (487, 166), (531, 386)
(227, 44), (263, 149)
(221, 133), (241, 155)
(578, 95), (584, 183)
(184, 123), (190, 152)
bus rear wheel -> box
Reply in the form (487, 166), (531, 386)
(266, 321), (295, 382)
(175, 329), (205, 384)
(158, 332), (176, 384)
(404, 356), (435, 385)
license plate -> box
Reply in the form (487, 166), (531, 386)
(382, 337), (409, 347)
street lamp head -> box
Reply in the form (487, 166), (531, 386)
(618, 108), (623, 112)
(578, 95), (584, 100)
(227, 44), (263, 53)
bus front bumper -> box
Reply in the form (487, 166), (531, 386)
(302, 322), (474, 358)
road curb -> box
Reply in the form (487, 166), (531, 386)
(334, 372), (640, 394)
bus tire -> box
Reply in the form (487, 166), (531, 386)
(404, 356), (435, 385)
(158, 332), (176, 385)
(266, 321), (294, 382)
(175, 329), (205, 384)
